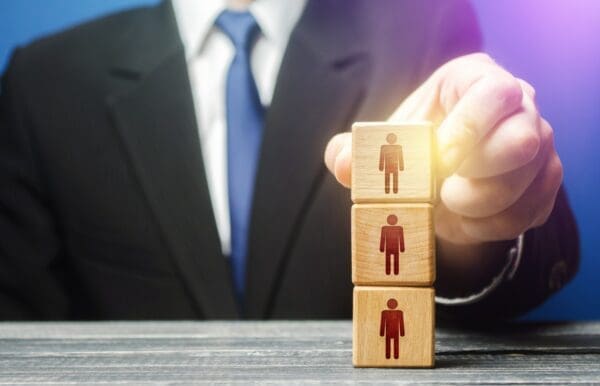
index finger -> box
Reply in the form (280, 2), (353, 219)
(437, 72), (523, 173)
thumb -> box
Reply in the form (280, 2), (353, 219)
(324, 132), (352, 187)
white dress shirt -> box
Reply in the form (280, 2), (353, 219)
(171, 0), (307, 256)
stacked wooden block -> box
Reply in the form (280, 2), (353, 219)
(351, 122), (436, 368)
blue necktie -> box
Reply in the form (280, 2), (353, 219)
(215, 11), (264, 301)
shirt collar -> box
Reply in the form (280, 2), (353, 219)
(171, 0), (308, 61)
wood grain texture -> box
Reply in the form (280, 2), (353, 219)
(352, 203), (435, 286)
(353, 286), (435, 368)
(351, 122), (435, 203)
(0, 321), (599, 383)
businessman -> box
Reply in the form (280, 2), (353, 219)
(0, 0), (578, 320)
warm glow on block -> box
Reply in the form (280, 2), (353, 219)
(351, 122), (435, 203)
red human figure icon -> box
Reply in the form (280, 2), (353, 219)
(379, 298), (405, 359)
(378, 133), (404, 193)
(379, 214), (405, 275)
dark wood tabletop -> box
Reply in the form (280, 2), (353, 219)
(0, 321), (598, 384)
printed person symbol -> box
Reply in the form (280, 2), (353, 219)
(380, 214), (405, 275)
(378, 133), (404, 193)
(380, 298), (405, 359)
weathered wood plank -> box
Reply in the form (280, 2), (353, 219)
(0, 321), (598, 384)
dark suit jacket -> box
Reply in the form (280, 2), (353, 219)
(0, 0), (579, 320)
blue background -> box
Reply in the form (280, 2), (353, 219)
(1, 1), (598, 320)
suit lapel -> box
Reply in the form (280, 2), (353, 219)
(244, 0), (372, 318)
(106, 1), (238, 318)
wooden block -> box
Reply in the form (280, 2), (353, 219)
(352, 203), (434, 286)
(353, 286), (435, 368)
(351, 122), (435, 203)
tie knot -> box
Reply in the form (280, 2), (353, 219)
(215, 10), (260, 51)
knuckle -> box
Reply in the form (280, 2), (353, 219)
(540, 119), (554, 142)
(491, 75), (523, 109)
(518, 78), (536, 100)
(513, 131), (541, 163)
(527, 84), (537, 101)
(534, 160), (563, 228)
(547, 154), (564, 189)
(534, 205), (554, 227)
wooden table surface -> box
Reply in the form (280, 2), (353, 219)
(0, 321), (598, 384)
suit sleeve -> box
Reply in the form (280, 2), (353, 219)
(0, 49), (70, 320)
(422, 1), (580, 322)
(437, 187), (579, 323)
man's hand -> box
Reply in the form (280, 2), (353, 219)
(324, 53), (563, 245)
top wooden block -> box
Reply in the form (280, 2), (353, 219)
(351, 122), (435, 203)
